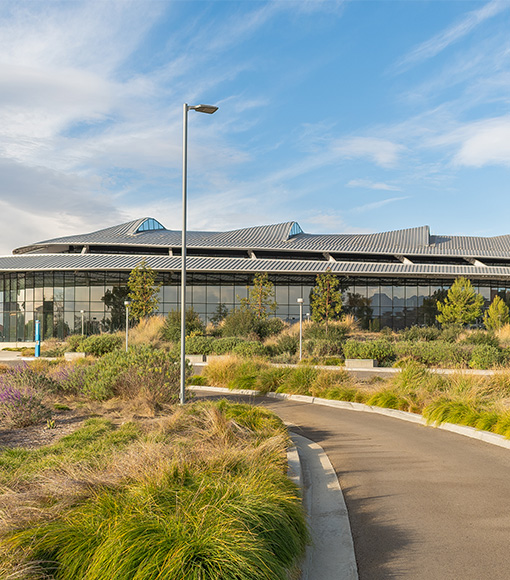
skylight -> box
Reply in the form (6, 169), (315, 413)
(136, 218), (165, 233)
(289, 222), (303, 237)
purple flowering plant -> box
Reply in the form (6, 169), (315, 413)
(0, 382), (51, 428)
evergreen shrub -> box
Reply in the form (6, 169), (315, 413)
(232, 341), (267, 358)
(343, 339), (395, 365)
(77, 334), (123, 356)
(469, 344), (502, 369)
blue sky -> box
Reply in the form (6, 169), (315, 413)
(1, 0), (510, 254)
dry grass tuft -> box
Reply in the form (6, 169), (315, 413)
(128, 316), (166, 347)
(496, 323), (510, 346)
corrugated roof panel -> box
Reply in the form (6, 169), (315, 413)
(1, 253), (510, 280)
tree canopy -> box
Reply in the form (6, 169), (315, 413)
(436, 277), (484, 327)
(310, 269), (342, 329)
(483, 295), (509, 332)
(127, 259), (162, 320)
(239, 273), (277, 319)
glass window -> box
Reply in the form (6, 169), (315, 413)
(193, 286), (207, 303)
(164, 285), (178, 303)
(90, 286), (104, 301)
(75, 286), (89, 302)
(221, 285), (234, 303)
(380, 285), (393, 313)
(207, 285), (221, 304)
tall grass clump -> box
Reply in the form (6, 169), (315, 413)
(129, 316), (166, 347)
(0, 401), (308, 580)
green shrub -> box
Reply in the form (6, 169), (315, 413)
(303, 338), (343, 358)
(460, 331), (500, 348)
(210, 337), (246, 355)
(399, 326), (440, 342)
(268, 334), (299, 356)
(439, 326), (462, 343)
(232, 341), (267, 358)
(343, 339), (395, 365)
(77, 334), (123, 356)
(394, 340), (472, 367)
(185, 335), (216, 355)
(303, 322), (348, 342)
(162, 308), (205, 342)
(221, 309), (259, 339)
(256, 317), (285, 339)
(65, 334), (84, 352)
(221, 310), (284, 340)
(187, 375), (209, 386)
(469, 344), (502, 369)
(82, 346), (183, 402)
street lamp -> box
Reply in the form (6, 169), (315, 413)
(180, 103), (218, 405)
(124, 300), (131, 352)
(80, 310), (85, 336)
(297, 298), (304, 360)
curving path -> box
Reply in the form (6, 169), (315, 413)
(196, 391), (510, 579)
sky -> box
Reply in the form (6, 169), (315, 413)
(1, 0), (510, 255)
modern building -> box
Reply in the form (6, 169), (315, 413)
(1, 216), (510, 341)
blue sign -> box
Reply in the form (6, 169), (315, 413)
(35, 320), (41, 358)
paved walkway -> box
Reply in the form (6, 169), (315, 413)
(195, 390), (510, 580)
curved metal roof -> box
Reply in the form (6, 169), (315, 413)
(10, 217), (510, 261)
(1, 253), (510, 280)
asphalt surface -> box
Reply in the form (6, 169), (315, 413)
(196, 392), (510, 580)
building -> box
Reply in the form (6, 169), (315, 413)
(1, 216), (510, 341)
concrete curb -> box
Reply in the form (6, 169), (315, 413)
(188, 386), (510, 450)
(292, 434), (359, 580)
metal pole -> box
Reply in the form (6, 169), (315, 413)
(298, 298), (303, 360)
(180, 104), (188, 405)
(80, 310), (84, 336)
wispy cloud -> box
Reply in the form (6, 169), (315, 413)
(346, 179), (401, 191)
(334, 137), (404, 168)
(395, 0), (509, 71)
(350, 196), (410, 214)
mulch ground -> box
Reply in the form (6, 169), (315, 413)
(0, 409), (89, 450)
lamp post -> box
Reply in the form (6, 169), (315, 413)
(80, 310), (84, 336)
(181, 103), (218, 405)
(297, 298), (304, 361)
(124, 300), (131, 352)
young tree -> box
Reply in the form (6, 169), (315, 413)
(127, 259), (162, 321)
(162, 307), (205, 341)
(483, 295), (509, 331)
(436, 277), (484, 328)
(311, 269), (343, 330)
(239, 272), (277, 319)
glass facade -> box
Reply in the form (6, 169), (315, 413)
(0, 270), (507, 341)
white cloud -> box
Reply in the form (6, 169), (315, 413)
(453, 117), (510, 167)
(346, 179), (401, 191)
(334, 137), (404, 168)
(395, 0), (509, 71)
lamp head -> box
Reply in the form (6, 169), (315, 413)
(190, 104), (218, 114)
